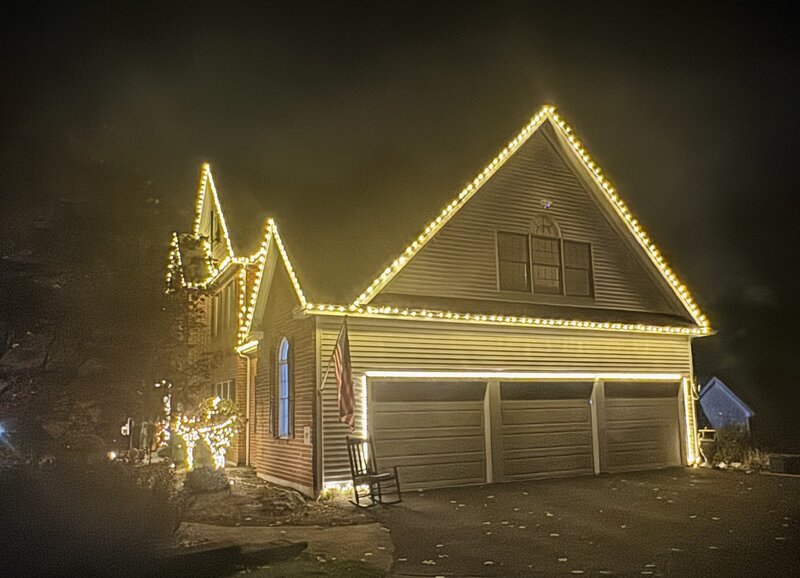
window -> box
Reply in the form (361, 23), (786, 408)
(495, 215), (594, 298)
(531, 235), (562, 294)
(563, 240), (594, 297)
(497, 232), (531, 292)
(214, 380), (234, 400)
(277, 337), (292, 438)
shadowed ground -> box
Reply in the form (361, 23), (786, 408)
(374, 468), (800, 577)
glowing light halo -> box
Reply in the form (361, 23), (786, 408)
(304, 302), (710, 336)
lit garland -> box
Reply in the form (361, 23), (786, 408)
(347, 105), (710, 331)
(304, 302), (710, 336)
(193, 163), (234, 259)
(237, 219), (308, 344)
(173, 396), (240, 470)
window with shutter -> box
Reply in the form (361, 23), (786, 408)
(497, 232), (531, 292)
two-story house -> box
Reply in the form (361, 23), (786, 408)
(166, 105), (712, 496)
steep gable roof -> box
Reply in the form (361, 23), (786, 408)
(194, 162), (235, 260)
(166, 163), (240, 292)
(238, 219), (308, 344)
(331, 105), (709, 332)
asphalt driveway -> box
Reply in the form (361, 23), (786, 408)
(374, 468), (800, 577)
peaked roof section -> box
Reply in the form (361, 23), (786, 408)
(166, 163), (243, 292)
(238, 218), (308, 344)
(700, 376), (754, 416)
(335, 105), (709, 332)
(194, 162), (235, 259)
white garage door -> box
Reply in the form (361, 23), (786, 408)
(498, 382), (595, 481)
(371, 381), (487, 490)
(604, 382), (682, 472)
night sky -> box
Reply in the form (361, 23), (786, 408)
(3, 3), (799, 449)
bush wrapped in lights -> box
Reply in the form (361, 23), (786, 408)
(173, 396), (241, 470)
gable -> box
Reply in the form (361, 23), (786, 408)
(346, 106), (708, 331)
(238, 219), (308, 345)
(194, 163), (234, 267)
(374, 122), (687, 321)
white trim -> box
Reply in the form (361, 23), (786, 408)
(364, 371), (683, 381)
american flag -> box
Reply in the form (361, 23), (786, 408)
(333, 318), (355, 431)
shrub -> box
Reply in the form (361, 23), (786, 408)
(0, 458), (182, 577)
(713, 425), (753, 465)
(183, 466), (230, 492)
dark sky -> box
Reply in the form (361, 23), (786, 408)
(3, 2), (799, 447)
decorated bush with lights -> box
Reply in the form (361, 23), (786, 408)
(173, 396), (241, 470)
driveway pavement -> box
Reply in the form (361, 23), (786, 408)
(373, 468), (800, 577)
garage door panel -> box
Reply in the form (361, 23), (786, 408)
(603, 382), (682, 472)
(373, 408), (483, 429)
(371, 425), (483, 441)
(503, 430), (592, 450)
(505, 453), (595, 478)
(606, 399), (677, 421)
(502, 405), (591, 426)
(371, 381), (487, 490)
(375, 435), (484, 457)
(398, 462), (485, 489)
(498, 383), (595, 481)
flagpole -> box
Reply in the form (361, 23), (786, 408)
(319, 316), (347, 392)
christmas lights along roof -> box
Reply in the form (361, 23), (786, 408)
(170, 105), (712, 339)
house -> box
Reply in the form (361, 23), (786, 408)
(698, 376), (754, 430)
(166, 104), (712, 496)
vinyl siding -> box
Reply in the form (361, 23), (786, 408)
(380, 123), (685, 318)
(318, 315), (692, 485)
(251, 261), (315, 494)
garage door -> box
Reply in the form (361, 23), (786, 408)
(498, 382), (595, 481)
(371, 381), (487, 490)
(604, 382), (682, 472)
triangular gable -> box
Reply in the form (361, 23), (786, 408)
(238, 219), (308, 344)
(349, 105), (710, 331)
(700, 377), (754, 417)
(194, 163), (235, 263)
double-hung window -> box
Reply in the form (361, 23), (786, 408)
(497, 232), (531, 292)
(496, 216), (594, 298)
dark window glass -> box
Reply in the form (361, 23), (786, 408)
(497, 232), (531, 292)
(531, 235), (562, 294)
(563, 240), (593, 297)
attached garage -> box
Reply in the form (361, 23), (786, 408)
(371, 381), (487, 490)
(497, 382), (595, 481)
(366, 377), (686, 491)
(602, 381), (682, 472)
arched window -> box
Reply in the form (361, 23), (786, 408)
(530, 214), (563, 295)
(277, 337), (292, 438)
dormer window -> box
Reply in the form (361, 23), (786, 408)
(496, 214), (594, 298)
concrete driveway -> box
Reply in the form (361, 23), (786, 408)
(373, 468), (800, 577)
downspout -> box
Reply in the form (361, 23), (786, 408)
(237, 349), (252, 466)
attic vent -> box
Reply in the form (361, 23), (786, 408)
(531, 213), (561, 238)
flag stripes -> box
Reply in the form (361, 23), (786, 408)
(333, 318), (355, 431)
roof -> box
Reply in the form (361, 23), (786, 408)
(171, 105), (712, 339)
(700, 376), (754, 416)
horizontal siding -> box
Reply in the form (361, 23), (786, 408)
(319, 316), (691, 484)
(251, 261), (315, 494)
(383, 123), (683, 317)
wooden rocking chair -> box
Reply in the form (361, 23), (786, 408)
(346, 436), (402, 507)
